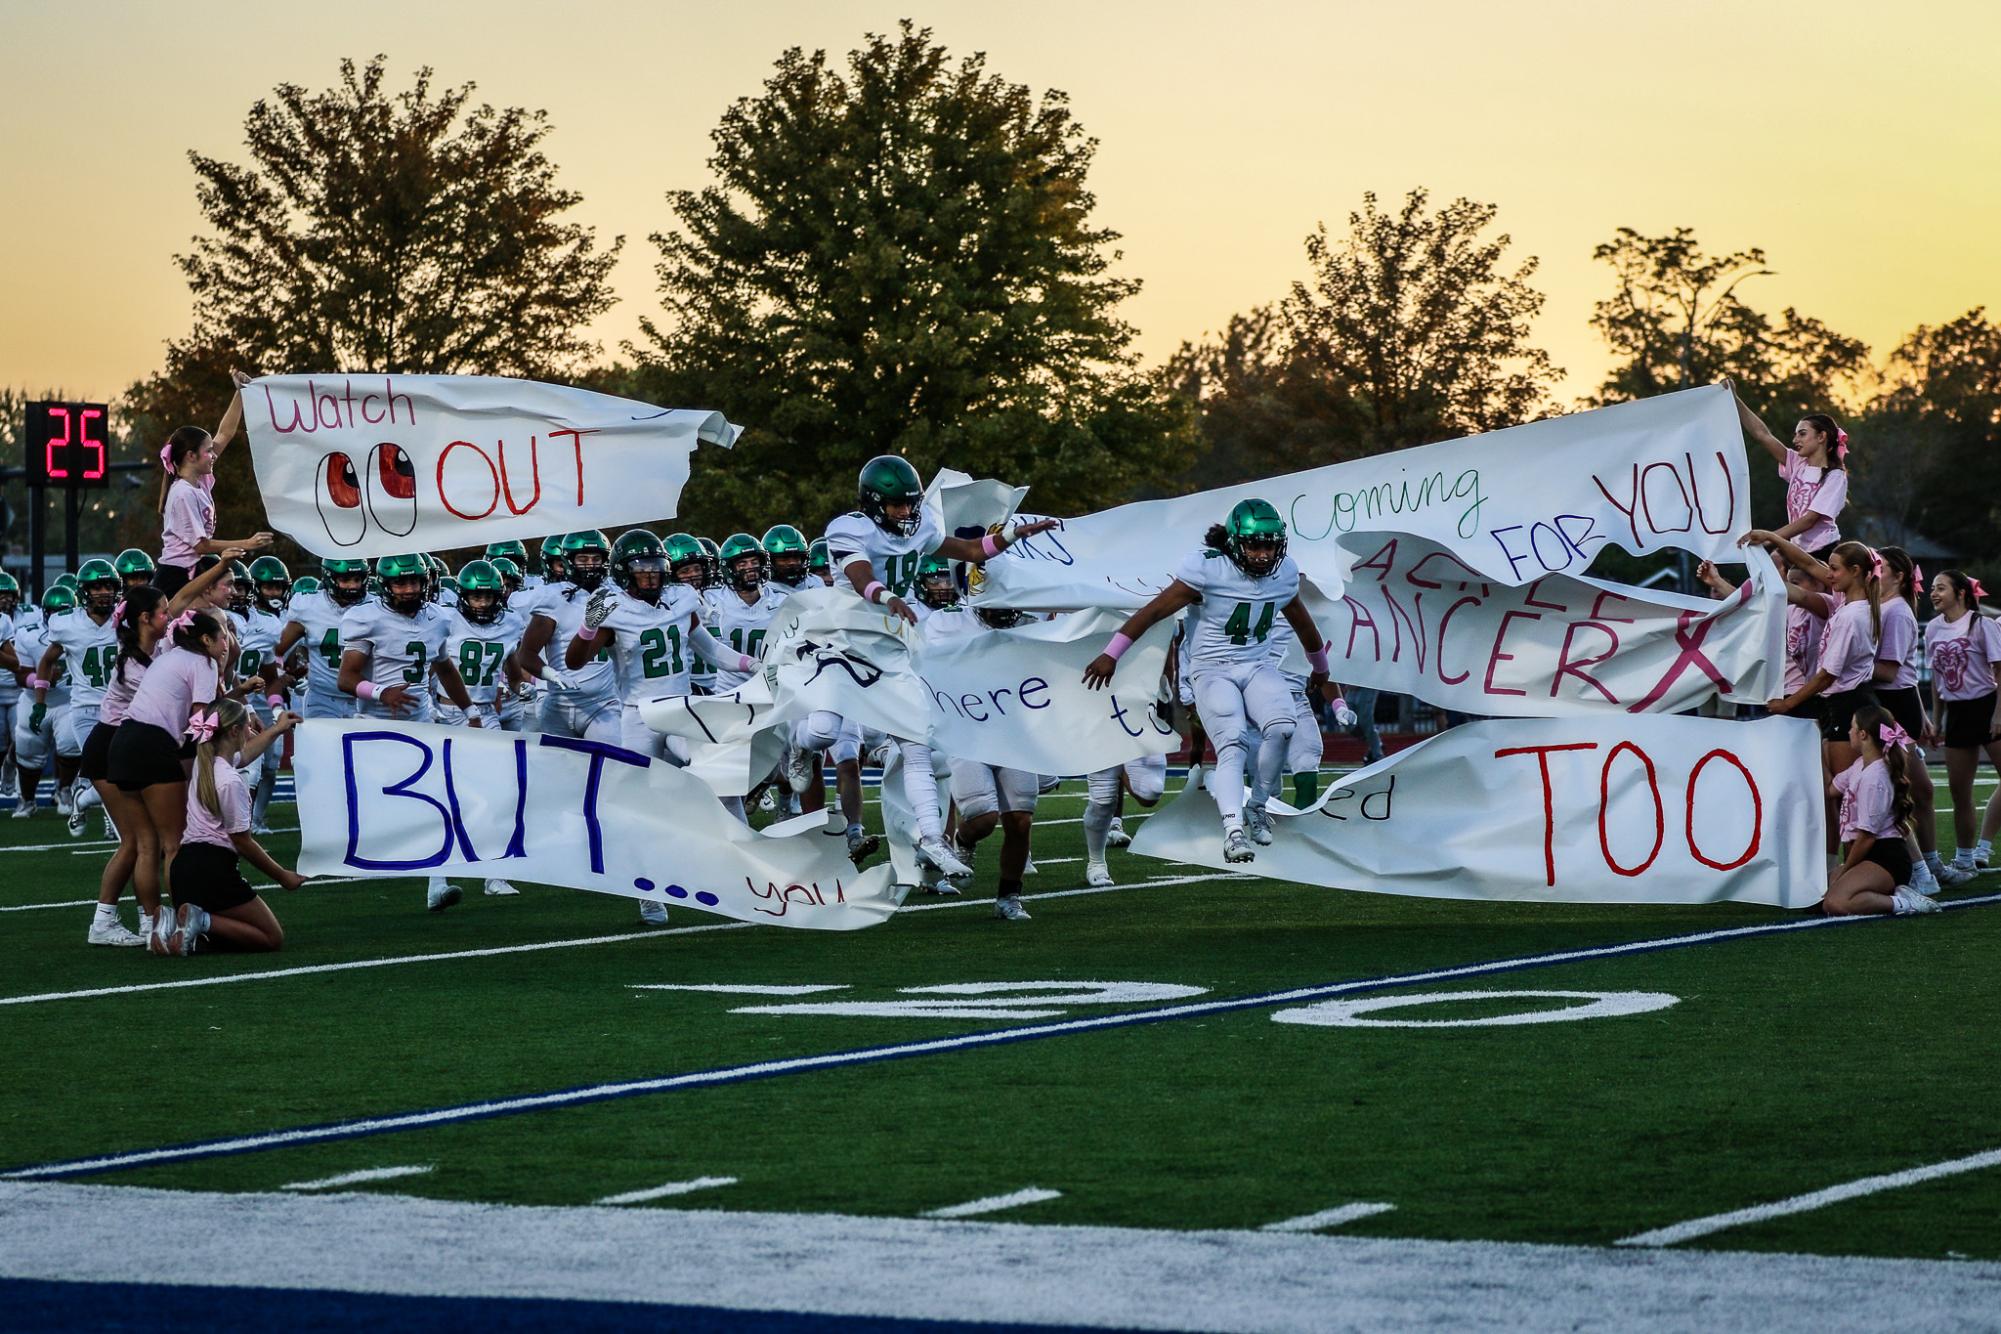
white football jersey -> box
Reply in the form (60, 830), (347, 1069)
(287, 589), (368, 697)
(529, 582), (619, 700)
(1264, 611), (1313, 687)
(339, 601), (452, 708)
(1174, 548), (1302, 670)
(918, 602), (979, 645)
(0, 612), (16, 703)
(445, 607), (526, 706)
(45, 608), (119, 709)
(231, 606), (286, 686)
(704, 583), (790, 692)
(591, 583), (706, 703)
(824, 510), (945, 599)
(13, 619), (68, 707)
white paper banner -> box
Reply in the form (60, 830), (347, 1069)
(1132, 715), (1826, 907)
(244, 374), (741, 558)
(293, 718), (900, 929)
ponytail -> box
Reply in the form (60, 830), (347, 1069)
(113, 587), (165, 681)
(193, 698), (249, 823)
(1831, 541), (1880, 642)
(1202, 523), (1229, 555)
(156, 426), (209, 513)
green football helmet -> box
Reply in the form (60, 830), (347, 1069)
(718, 533), (765, 592)
(455, 559), (506, 625)
(489, 555), (524, 595)
(762, 524), (809, 586)
(663, 532), (705, 587)
(291, 575), (322, 598)
(42, 585), (77, 615)
(374, 553), (429, 615)
(1222, 498), (1288, 578)
(322, 557), (370, 607)
(857, 455), (924, 536)
(484, 540), (528, 568)
(228, 559), (254, 612)
(695, 536), (721, 588)
(0, 570), (19, 617)
(807, 539), (832, 578)
(611, 529), (669, 605)
(423, 553), (450, 602)
(560, 530), (611, 591)
(75, 559), (119, 614)
(916, 554), (957, 610)
(540, 535), (567, 582)
(249, 556), (291, 613)
(54, 573), (78, 593)
(114, 547), (157, 590)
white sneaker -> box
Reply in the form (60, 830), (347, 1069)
(638, 900), (669, 925)
(1245, 805), (1274, 846)
(178, 903), (210, 955)
(426, 879), (462, 912)
(53, 787), (72, 818)
(482, 879), (520, 896)
(1085, 860), (1114, 887)
(1023, 854), (1039, 877)
(12, 797), (33, 820)
(1893, 887), (1942, 915)
(1975, 846), (1993, 871)
(86, 917), (146, 947)
(147, 917), (179, 957)
(1105, 817), (1132, 848)
(993, 895), (1031, 921)
(1936, 862), (1976, 888)
(0, 769), (14, 798)
(785, 748), (815, 795)
(1223, 827), (1255, 863)
(757, 788), (777, 812)
(138, 913), (156, 943)
(917, 836), (973, 878)
(66, 804), (87, 839)
(1908, 861), (1940, 895)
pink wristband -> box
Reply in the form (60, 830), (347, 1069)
(737, 654), (757, 674)
(266, 693), (284, 709)
(863, 580), (887, 604)
(26, 674), (47, 691)
(981, 533), (1003, 558)
(355, 680), (379, 702)
(1104, 632), (1135, 662)
(1306, 645), (1330, 674)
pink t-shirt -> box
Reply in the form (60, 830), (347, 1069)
(1780, 453), (1847, 553)
(1875, 598), (1919, 689)
(1816, 598), (1879, 693)
(184, 755), (249, 851)
(160, 474), (217, 568)
(1832, 757), (1902, 843)
(98, 652), (147, 727)
(123, 645), (217, 736)
(1926, 612), (2001, 702)
(1783, 604), (1823, 696)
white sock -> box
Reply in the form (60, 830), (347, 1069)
(1952, 849), (1975, 867)
(1083, 799), (1114, 864)
(91, 902), (116, 928)
(1978, 839), (1994, 857)
(1925, 850), (1945, 872)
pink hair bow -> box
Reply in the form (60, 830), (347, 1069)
(1913, 562), (1925, 589)
(1869, 550), (1885, 581)
(1973, 577), (1989, 603)
(1835, 426), (1850, 462)
(167, 609), (198, 637)
(186, 711), (218, 744)
(159, 441), (176, 472)
(1879, 720), (1912, 749)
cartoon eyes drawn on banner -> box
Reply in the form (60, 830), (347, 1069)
(313, 444), (417, 547)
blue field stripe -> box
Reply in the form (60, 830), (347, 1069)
(0, 1276), (1092, 1333)
(8, 892), (1998, 1183)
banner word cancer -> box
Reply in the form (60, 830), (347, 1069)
(1132, 714), (1826, 907)
(293, 718), (900, 929)
(244, 374), (742, 558)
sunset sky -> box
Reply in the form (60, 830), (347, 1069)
(3, 0), (1995, 408)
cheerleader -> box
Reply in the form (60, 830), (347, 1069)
(1867, 547), (1947, 890)
(1729, 382), (1848, 557)
(152, 698), (306, 956)
(1823, 704), (1939, 917)
(154, 370), (274, 595)
(1924, 570), (2001, 879)
(1744, 534), (1881, 774)
(1085, 500), (1335, 863)
(108, 609), (231, 896)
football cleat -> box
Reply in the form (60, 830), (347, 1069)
(1245, 806), (1274, 846)
(86, 917), (146, 948)
(426, 879), (462, 912)
(9, 799), (31, 820)
(1223, 828), (1255, 863)
(53, 787), (73, 818)
(67, 805), (88, 838)
(1022, 854), (1038, 877)
(1105, 817), (1132, 848)
(846, 828), (881, 866)
(992, 895), (1032, 922)
(482, 880), (520, 897)
(922, 878), (962, 898)
(917, 836), (972, 878)
(1085, 861), (1114, 888)
(786, 748), (815, 795)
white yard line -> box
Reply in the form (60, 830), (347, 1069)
(922, 1187), (1063, 1219)
(281, 1164), (433, 1192)
(1616, 1146), (2001, 1248)
(629, 984), (844, 996)
(595, 1176), (737, 1206)
(0, 898), (96, 913)
(1262, 1202), (1396, 1232)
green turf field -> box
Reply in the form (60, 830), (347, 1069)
(4, 772), (1999, 1265)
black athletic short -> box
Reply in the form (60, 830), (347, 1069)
(109, 721), (187, 792)
(1819, 687), (1877, 743)
(1944, 693), (2000, 750)
(1876, 686), (1925, 741)
(79, 722), (117, 783)
(168, 840), (255, 913)
(1860, 836), (1912, 885)
(154, 563), (191, 597)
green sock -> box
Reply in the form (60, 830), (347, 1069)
(1292, 772), (1318, 806)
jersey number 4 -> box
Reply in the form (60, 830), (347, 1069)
(1223, 600), (1276, 646)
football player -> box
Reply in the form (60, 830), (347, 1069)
(38, 560), (120, 836)
(0, 571), (20, 802)
(761, 525), (813, 590)
(8, 586), (73, 822)
(515, 531), (623, 744)
(114, 548), (157, 597)
(272, 558), (372, 721)
(235, 556), (294, 833)
(439, 557), (532, 899)
(667, 534), (717, 696)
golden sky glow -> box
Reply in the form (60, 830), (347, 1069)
(3, 0), (1997, 405)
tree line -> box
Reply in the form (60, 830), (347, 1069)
(30, 27), (1998, 575)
